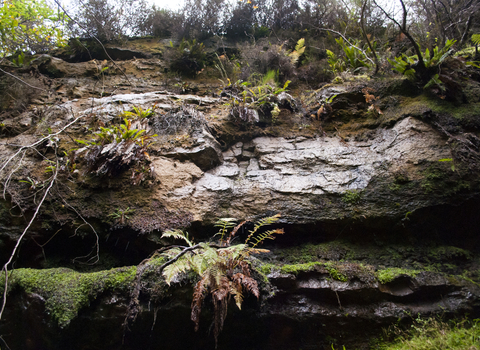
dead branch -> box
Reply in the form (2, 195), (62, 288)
(0, 156), (59, 321)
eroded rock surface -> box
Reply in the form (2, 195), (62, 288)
(1, 46), (480, 350)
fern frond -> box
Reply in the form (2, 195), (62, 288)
(249, 248), (271, 254)
(214, 218), (237, 245)
(295, 38), (305, 53)
(230, 283), (244, 310)
(232, 273), (259, 299)
(249, 228), (284, 248)
(161, 229), (194, 247)
(244, 214), (281, 245)
(212, 280), (229, 347)
(472, 34), (480, 46)
(163, 258), (192, 285)
(191, 274), (209, 331)
(160, 247), (183, 258)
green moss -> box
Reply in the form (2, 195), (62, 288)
(323, 261), (349, 282)
(278, 262), (349, 282)
(280, 262), (323, 275)
(420, 163), (471, 195)
(2, 266), (136, 328)
(342, 189), (363, 204)
(400, 94), (480, 120)
(376, 267), (421, 284)
(428, 246), (472, 261)
(257, 263), (276, 276)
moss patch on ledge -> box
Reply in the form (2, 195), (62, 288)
(1, 266), (136, 328)
(259, 261), (376, 283)
(376, 267), (421, 284)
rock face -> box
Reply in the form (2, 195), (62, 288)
(1, 49), (480, 350)
(1, 265), (478, 350)
(177, 116), (453, 222)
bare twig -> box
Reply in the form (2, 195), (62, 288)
(0, 67), (47, 91)
(0, 156), (59, 321)
(1, 113), (85, 196)
(361, 0), (380, 75)
(309, 25), (376, 67)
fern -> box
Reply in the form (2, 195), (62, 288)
(472, 34), (480, 46)
(156, 214), (282, 348)
(249, 228), (285, 248)
(161, 229), (194, 247)
(244, 213), (281, 245)
(163, 258), (192, 285)
(214, 218), (237, 245)
(289, 37), (306, 65)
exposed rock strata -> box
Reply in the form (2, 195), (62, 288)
(1, 51), (480, 350)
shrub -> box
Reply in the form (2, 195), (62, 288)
(241, 41), (296, 84)
(0, 0), (66, 55)
(166, 39), (207, 78)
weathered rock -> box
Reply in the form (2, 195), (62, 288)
(31, 55), (100, 78)
(2, 41), (480, 350)
(162, 127), (224, 171)
(157, 116), (468, 223)
(1, 265), (478, 350)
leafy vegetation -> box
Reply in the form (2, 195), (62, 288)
(75, 112), (157, 180)
(0, 0), (66, 56)
(167, 38), (207, 78)
(158, 214), (284, 346)
(378, 317), (480, 350)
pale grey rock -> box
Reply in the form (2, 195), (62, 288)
(157, 117), (456, 223)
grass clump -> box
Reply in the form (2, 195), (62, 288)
(378, 317), (480, 350)
(376, 267), (421, 284)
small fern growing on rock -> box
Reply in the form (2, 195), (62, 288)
(159, 214), (284, 347)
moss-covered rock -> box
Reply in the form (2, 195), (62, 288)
(1, 266), (136, 327)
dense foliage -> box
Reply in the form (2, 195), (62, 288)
(0, 0), (66, 56)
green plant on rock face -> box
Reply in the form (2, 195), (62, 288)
(108, 207), (135, 224)
(326, 49), (346, 74)
(388, 39), (457, 89)
(159, 214), (284, 347)
(120, 105), (155, 120)
(75, 116), (157, 179)
(224, 72), (291, 124)
(215, 53), (241, 88)
(169, 38), (207, 78)
(341, 189), (363, 204)
(336, 37), (371, 72)
(327, 37), (372, 75)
